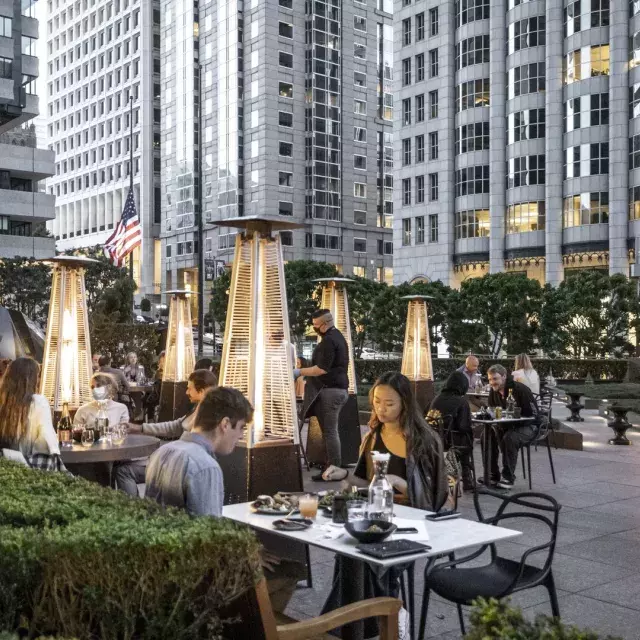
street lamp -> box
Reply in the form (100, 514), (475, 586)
(306, 277), (361, 466)
(401, 295), (435, 412)
(40, 256), (96, 413)
(158, 290), (196, 421)
(212, 215), (303, 502)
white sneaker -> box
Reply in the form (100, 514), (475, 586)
(321, 465), (349, 481)
(398, 607), (411, 640)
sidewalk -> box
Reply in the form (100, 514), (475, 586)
(288, 402), (640, 638)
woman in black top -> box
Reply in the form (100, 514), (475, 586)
(429, 370), (474, 490)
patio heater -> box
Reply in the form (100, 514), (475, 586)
(401, 295), (435, 412)
(213, 215), (303, 503)
(306, 278), (362, 466)
(158, 290), (196, 421)
(40, 256), (96, 416)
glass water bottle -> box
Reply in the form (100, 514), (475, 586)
(367, 451), (394, 523)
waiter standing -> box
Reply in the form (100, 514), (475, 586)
(295, 309), (349, 481)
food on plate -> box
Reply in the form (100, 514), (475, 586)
(252, 493), (300, 513)
(366, 524), (384, 534)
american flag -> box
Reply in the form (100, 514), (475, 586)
(104, 189), (142, 267)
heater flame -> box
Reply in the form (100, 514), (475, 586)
(60, 307), (75, 403)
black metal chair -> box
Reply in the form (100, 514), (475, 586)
(418, 488), (561, 638)
(520, 394), (557, 489)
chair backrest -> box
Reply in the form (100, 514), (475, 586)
(473, 488), (561, 577)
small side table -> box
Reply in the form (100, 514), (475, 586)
(565, 392), (584, 422)
(608, 406), (633, 445)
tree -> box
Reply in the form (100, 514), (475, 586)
(346, 276), (385, 356)
(209, 267), (232, 330)
(0, 258), (51, 325)
(447, 273), (544, 356)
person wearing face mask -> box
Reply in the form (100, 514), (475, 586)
(296, 309), (350, 482)
(73, 374), (130, 429)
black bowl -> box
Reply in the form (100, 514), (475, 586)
(344, 519), (397, 543)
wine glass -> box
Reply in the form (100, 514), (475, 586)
(81, 429), (95, 447)
(113, 421), (128, 446)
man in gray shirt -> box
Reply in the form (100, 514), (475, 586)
(145, 385), (249, 516)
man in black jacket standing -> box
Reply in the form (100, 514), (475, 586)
(485, 364), (538, 489)
(295, 309), (349, 482)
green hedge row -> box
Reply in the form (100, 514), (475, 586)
(354, 358), (628, 384)
(0, 460), (261, 640)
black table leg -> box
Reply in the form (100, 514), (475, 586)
(322, 556), (366, 640)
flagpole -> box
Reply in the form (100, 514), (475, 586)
(129, 96), (134, 284)
(196, 63), (205, 357)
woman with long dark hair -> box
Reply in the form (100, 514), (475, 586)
(352, 371), (448, 512)
(0, 357), (58, 457)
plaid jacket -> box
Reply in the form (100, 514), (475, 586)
(27, 453), (70, 473)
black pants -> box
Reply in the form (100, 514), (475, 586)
(481, 424), (535, 483)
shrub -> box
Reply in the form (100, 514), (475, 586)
(90, 321), (159, 374)
(0, 460), (261, 640)
(467, 598), (622, 640)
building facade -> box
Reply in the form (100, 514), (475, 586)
(394, 0), (639, 287)
(0, 0), (55, 259)
(45, 0), (161, 299)
(161, 0), (395, 301)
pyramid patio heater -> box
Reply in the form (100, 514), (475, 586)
(401, 295), (435, 412)
(213, 215), (303, 503)
(158, 290), (196, 421)
(305, 277), (362, 467)
(40, 256), (96, 418)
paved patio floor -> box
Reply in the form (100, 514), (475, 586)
(287, 401), (640, 639)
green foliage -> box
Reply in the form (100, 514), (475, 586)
(557, 383), (640, 400)
(90, 321), (159, 373)
(0, 258), (52, 324)
(209, 267), (231, 330)
(0, 459), (261, 640)
(346, 276), (385, 356)
(467, 598), (621, 639)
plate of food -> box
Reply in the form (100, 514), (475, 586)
(251, 493), (300, 515)
(273, 517), (314, 531)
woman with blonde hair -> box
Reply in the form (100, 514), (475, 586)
(513, 353), (540, 395)
(0, 357), (59, 458)
(73, 373), (130, 428)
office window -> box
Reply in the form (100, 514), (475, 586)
(563, 193), (609, 227)
(429, 215), (439, 243)
(279, 111), (293, 127)
(429, 49), (439, 77)
(455, 209), (491, 238)
(506, 202), (546, 233)
(415, 215), (425, 243)
(455, 0), (489, 27)
(416, 12), (425, 40)
(402, 98), (411, 125)
(279, 51), (293, 68)
(354, 126), (367, 142)
(456, 35), (490, 70)
(455, 121), (490, 154)
(354, 71), (366, 88)
(565, 0), (609, 35)
(279, 171), (293, 186)
(509, 62), (546, 98)
(354, 99), (366, 115)
(354, 182), (367, 197)
(429, 132), (438, 160)
(0, 17), (11, 38)
(564, 143), (608, 177)
(281, 231), (293, 246)
(416, 175), (425, 204)
(402, 218), (412, 245)
(416, 135), (425, 162)
(508, 108), (546, 142)
(429, 7), (439, 35)
(428, 90), (438, 119)
(429, 173), (439, 201)
(354, 43), (366, 60)
(416, 53), (425, 81)
(402, 58), (411, 86)
(402, 178), (411, 205)
(279, 0), (293, 7)
(279, 141), (293, 156)
(354, 238), (367, 252)
(455, 165), (490, 197)
(507, 155), (546, 187)
(354, 15), (367, 31)
(279, 21), (293, 38)
(564, 44), (609, 84)
(279, 201), (293, 216)
(354, 210), (367, 225)
(0, 57), (11, 79)
(403, 18), (411, 45)
(279, 82), (293, 98)
(402, 138), (412, 165)
(354, 154), (367, 170)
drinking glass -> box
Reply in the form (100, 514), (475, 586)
(113, 422), (127, 446)
(346, 499), (367, 522)
(298, 494), (319, 520)
(81, 429), (95, 447)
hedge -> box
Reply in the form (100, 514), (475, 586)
(354, 358), (628, 385)
(0, 460), (261, 640)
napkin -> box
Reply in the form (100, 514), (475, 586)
(315, 523), (345, 540)
(389, 517), (430, 542)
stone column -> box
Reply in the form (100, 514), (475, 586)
(544, 0), (564, 285)
(489, 0), (507, 273)
(609, 0), (630, 275)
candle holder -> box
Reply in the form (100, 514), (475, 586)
(158, 290), (196, 421)
(213, 216), (303, 503)
(305, 278), (361, 467)
(401, 295), (435, 413)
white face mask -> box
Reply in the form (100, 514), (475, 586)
(92, 386), (108, 401)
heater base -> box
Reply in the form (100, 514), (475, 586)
(305, 394), (362, 467)
(412, 379), (435, 415)
(218, 440), (303, 505)
(157, 380), (190, 422)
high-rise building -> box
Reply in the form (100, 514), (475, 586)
(0, 0), (55, 259)
(394, 0), (637, 287)
(160, 0), (395, 301)
(45, 0), (162, 299)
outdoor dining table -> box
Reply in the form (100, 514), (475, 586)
(223, 501), (521, 640)
(471, 415), (535, 485)
(60, 434), (160, 486)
